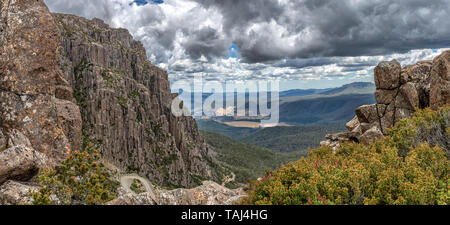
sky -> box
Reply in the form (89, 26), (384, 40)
(44, 0), (450, 91)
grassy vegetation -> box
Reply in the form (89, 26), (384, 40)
(201, 131), (305, 187)
(101, 67), (124, 90)
(241, 106), (450, 205)
(130, 179), (146, 194)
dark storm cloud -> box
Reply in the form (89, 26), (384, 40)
(194, 0), (284, 32)
(44, 0), (450, 82)
(183, 27), (229, 60)
(195, 0), (450, 63)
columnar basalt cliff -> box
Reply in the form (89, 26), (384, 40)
(0, 0), (219, 189)
(322, 50), (450, 149)
(53, 13), (217, 188)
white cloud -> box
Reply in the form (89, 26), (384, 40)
(44, 0), (450, 87)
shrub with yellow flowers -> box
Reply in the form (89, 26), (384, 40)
(240, 106), (449, 205)
(31, 133), (119, 205)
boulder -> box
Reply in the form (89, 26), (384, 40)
(395, 82), (419, 110)
(0, 146), (49, 184)
(359, 127), (385, 145)
(430, 50), (450, 109)
(375, 89), (397, 105)
(346, 116), (360, 132)
(374, 60), (402, 90)
(355, 104), (379, 124)
(0, 181), (39, 205)
(54, 99), (83, 152)
(401, 61), (432, 84)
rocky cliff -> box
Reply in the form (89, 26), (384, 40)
(322, 50), (450, 149)
(0, 0), (82, 184)
(53, 13), (218, 188)
(0, 0), (219, 189)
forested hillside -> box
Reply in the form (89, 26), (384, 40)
(201, 131), (304, 188)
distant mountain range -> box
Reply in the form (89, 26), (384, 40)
(279, 82), (374, 98)
(180, 82), (376, 126)
(278, 88), (333, 97)
(278, 82), (375, 125)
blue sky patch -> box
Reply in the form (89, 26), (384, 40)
(130, 0), (164, 6)
(228, 44), (240, 59)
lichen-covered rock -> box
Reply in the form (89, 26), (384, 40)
(321, 131), (360, 152)
(430, 50), (450, 109)
(0, 181), (39, 205)
(106, 187), (156, 205)
(53, 13), (218, 188)
(355, 105), (379, 125)
(359, 127), (384, 145)
(0, 0), (82, 165)
(7, 129), (32, 148)
(0, 146), (49, 184)
(374, 60), (402, 90)
(0, 129), (7, 151)
(108, 181), (246, 205)
(156, 181), (246, 205)
(346, 116), (359, 132)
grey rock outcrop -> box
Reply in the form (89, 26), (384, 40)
(322, 50), (450, 148)
(0, 145), (50, 184)
(430, 51), (450, 109)
(108, 181), (246, 205)
(0, 181), (39, 205)
(106, 187), (157, 205)
(156, 181), (246, 205)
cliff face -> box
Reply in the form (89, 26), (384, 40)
(0, 0), (218, 188)
(0, 0), (82, 184)
(322, 50), (450, 149)
(53, 14), (217, 188)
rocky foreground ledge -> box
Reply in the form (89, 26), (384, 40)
(322, 50), (450, 150)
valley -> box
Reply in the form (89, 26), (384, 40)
(0, 0), (448, 207)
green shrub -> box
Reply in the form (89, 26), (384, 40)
(241, 106), (450, 205)
(130, 179), (145, 194)
(31, 140), (119, 205)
